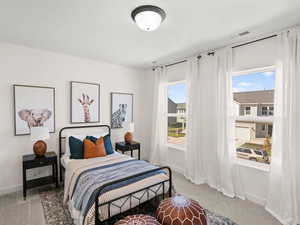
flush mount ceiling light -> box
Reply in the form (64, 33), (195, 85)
(131, 5), (166, 32)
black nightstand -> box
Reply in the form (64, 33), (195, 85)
(115, 141), (141, 160)
(22, 151), (58, 200)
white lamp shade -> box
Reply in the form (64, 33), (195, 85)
(135, 11), (162, 31)
(30, 127), (50, 142)
(126, 122), (135, 133)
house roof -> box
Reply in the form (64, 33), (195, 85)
(234, 90), (274, 104)
(168, 98), (176, 105)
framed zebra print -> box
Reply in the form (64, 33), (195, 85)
(111, 92), (133, 129)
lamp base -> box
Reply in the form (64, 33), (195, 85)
(124, 132), (133, 144)
(33, 140), (47, 157)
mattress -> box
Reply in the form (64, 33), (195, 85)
(63, 153), (169, 225)
(61, 154), (72, 168)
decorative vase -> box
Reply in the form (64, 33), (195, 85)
(124, 132), (133, 144)
(33, 140), (47, 157)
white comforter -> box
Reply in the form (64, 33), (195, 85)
(63, 153), (169, 225)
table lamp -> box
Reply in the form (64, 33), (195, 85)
(30, 127), (50, 157)
(124, 122), (135, 144)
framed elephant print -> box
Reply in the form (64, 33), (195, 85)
(13, 85), (55, 136)
(111, 92), (133, 129)
(71, 81), (100, 124)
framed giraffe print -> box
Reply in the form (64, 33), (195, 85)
(70, 81), (100, 124)
(13, 85), (55, 136)
(111, 92), (133, 129)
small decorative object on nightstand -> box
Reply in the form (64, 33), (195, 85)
(22, 151), (58, 200)
(115, 141), (140, 160)
(30, 127), (50, 157)
(124, 122), (135, 144)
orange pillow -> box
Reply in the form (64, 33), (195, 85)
(83, 137), (107, 159)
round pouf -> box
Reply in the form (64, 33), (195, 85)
(115, 214), (161, 225)
(156, 195), (207, 225)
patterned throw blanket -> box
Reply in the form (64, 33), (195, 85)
(71, 159), (163, 223)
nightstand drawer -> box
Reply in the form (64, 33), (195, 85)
(24, 159), (54, 169)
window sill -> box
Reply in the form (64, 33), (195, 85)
(235, 158), (270, 172)
(166, 144), (186, 151)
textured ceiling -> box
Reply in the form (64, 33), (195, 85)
(0, 0), (300, 68)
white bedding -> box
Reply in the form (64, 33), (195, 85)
(61, 154), (72, 168)
(63, 153), (170, 225)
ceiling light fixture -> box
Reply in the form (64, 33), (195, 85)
(131, 5), (166, 32)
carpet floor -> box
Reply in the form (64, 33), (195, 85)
(39, 188), (239, 225)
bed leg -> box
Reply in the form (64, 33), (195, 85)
(168, 168), (172, 197)
(60, 166), (63, 182)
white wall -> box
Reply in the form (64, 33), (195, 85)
(0, 42), (150, 195)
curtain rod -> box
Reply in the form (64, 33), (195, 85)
(232, 34), (277, 49)
(153, 55), (201, 71)
(153, 34), (278, 71)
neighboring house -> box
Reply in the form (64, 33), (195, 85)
(176, 103), (186, 128)
(168, 99), (186, 128)
(234, 90), (274, 117)
(168, 98), (177, 124)
(176, 103), (186, 114)
(234, 90), (274, 141)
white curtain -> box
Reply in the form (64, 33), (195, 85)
(266, 28), (300, 225)
(214, 47), (237, 197)
(150, 66), (168, 165)
(185, 49), (243, 198)
(185, 57), (204, 184)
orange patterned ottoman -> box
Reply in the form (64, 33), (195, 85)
(156, 195), (207, 225)
(115, 214), (161, 225)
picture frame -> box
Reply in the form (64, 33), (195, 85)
(70, 81), (100, 124)
(111, 92), (133, 129)
(13, 84), (56, 136)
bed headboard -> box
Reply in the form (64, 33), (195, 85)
(58, 125), (111, 158)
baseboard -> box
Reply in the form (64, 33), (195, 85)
(0, 184), (22, 196)
(167, 164), (185, 175)
(245, 192), (266, 206)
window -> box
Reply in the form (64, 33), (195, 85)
(233, 68), (275, 164)
(269, 106), (274, 116)
(262, 106), (268, 116)
(254, 150), (263, 155)
(245, 106), (251, 115)
(167, 81), (187, 149)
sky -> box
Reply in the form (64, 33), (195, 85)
(168, 83), (186, 103)
(232, 71), (275, 92)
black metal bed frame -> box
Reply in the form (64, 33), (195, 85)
(59, 125), (172, 225)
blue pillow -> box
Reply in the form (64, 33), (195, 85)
(86, 136), (97, 143)
(86, 135), (114, 155)
(69, 136), (84, 159)
(103, 135), (114, 155)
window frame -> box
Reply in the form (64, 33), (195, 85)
(245, 106), (251, 115)
(166, 80), (187, 151)
(232, 66), (276, 170)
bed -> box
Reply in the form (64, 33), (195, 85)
(59, 125), (172, 225)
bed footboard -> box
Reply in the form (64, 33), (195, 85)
(94, 166), (172, 225)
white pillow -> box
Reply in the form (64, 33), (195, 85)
(64, 134), (86, 157)
(87, 132), (109, 138)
